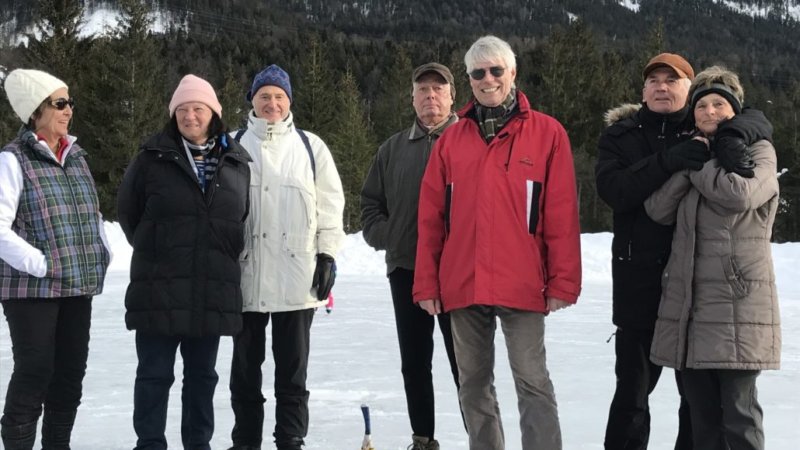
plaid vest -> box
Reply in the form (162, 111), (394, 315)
(0, 131), (109, 299)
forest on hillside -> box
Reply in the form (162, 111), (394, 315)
(1, 0), (799, 240)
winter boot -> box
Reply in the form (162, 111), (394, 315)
(40, 410), (76, 449)
(275, 436), (304, 450)
(227, 446), (261, 450)
(408, 435), (440, 450)
(0, 419), (37, 450)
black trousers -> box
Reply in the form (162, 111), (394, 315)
(604, 327), (693, 450)
(682, 368), (763, 450)
(388, 268), (460, 440)
(229, 309), (314, 447)
(132, 332), (220, 450)
(1, 296), (91, 427)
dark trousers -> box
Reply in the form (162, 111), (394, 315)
(1, 296), (91, 427)
(682, 368), (763, 450)
(388, 268), (460, 440)
(132, 332), (220, 450)
(604, 327), (692, 450)
(229, 309), (314, 448)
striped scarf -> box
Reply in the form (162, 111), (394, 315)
(475, 89), (518, 142)
(183, 138), (220, 192)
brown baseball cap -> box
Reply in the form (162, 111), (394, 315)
(642, 53), (695, 80)
(412, 62), (455, 100)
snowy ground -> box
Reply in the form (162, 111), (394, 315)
(1, 224), (798, 449)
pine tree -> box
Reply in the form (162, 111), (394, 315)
(218, 57), (248, 132)
(75, 0), (166, 218)
(327, 68), (376, 232)
(294, 33), (336, 137)
(447, 47), (471, 111)
(24, 0), (84, 81)
(371, 44), (415, 143)
(534, 20), (622, 231)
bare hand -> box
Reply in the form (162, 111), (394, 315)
(418, 299), (442, 315)
(547, 297), (573, 313)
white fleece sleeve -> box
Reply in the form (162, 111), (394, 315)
(0, 152), (47, 277)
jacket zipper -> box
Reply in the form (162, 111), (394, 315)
(61, 157), (91, 286)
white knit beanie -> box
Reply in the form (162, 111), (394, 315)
(4, 69), (68, 123)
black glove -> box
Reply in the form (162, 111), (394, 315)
(716, 108), (773, 144)
(658, 139), (711, 173)
(312, 253), (336, 301)
(713, 136), (756, 178)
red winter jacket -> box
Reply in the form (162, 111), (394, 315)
(413, 91), (582, 313)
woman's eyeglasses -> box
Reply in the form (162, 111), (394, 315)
(48, 98), (75, 110)
(469, 66), (506, 80)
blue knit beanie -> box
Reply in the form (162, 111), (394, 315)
(246, 64), (292, 103)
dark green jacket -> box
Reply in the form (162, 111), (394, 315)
(360, 114), (457, 274)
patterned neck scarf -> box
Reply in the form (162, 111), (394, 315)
(474, 89), (517, 142)
(183, 137), (219, 192)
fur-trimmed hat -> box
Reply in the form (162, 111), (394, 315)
(247, 64), (292, 103)
(4, 69), (68, 123)
(168, 74), (222, 117)
(688, 66), (744, 114)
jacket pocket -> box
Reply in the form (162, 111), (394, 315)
(280, 178), (316, 252)
(526, 180), (542, 235)
(721, 256), (748, 298)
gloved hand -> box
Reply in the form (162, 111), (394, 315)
(658, 139), (710, 173)
(312, 253), (336, 301)
(713, 135), (756, 178)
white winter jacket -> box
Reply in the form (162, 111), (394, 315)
(236, 111), (345, 312)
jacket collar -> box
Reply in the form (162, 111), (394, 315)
(142, 129), (251, 164)
(458, 89), (531, 121)
(18, 126), (79, 162)
(246, 110), (295, 141)
(408, 113), (458, 141)
(639, 103), (691, 128)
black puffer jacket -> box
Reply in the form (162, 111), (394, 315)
(596, 104), (693, 330)
(118, 128), (251, 337)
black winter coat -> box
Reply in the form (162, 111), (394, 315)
(118, 129), (251, 337)
(595, 104), (693, 330)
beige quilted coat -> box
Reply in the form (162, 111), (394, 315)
(644, 140), (781, 370)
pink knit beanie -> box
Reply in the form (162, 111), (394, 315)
(168, 74), (222, 118)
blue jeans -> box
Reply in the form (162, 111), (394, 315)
(133, 332), (220, 450)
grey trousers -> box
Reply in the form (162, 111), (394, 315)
(450, 305), (561, 450)
(681, 368), (763, 450)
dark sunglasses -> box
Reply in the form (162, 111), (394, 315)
(469, 66), (506, 80)
(48, 98), (75, 110)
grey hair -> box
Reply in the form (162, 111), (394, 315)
(464, 35), (517, 73)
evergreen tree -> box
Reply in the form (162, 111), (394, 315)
(370, 44), (415, 143)
(24, 0), (84, 81)
(534, 20), (623, 231)
(327, 68), (376, 232)
(76, 0), (166, 218)
(218, 58), (248, 132)
(294, 33), (336, 137)
(447, 47), (471, 112)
